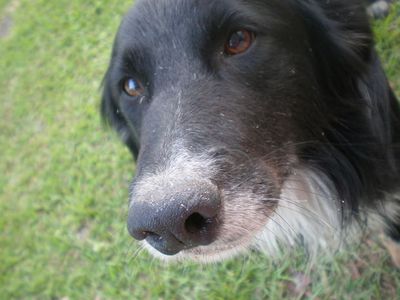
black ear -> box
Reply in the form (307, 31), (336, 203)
(296, 0), (373, 94)
(101, 67), (139, 159)
(294, 1), (400, 215)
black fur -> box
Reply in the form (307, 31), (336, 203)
(102, 0), (400, 258)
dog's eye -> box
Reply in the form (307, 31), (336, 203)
(225, 30), (255, 56)
(123, 78), (144, 97)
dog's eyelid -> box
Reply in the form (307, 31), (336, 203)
(118, 66), (150, 93)
(218, 10), (258, 30)
(118, 49), (150, 79)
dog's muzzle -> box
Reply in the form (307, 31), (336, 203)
(128, 181), (221, 255)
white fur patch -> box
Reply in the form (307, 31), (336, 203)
(255, 169), (400, 258)
(134, 164), (400, 263)
(130, 146), (216, 208)
(255, 169), (344, 256)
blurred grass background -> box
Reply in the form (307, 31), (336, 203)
(0, 0), (399, 299)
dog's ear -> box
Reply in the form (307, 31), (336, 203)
(295, 1), (400, 215)
(296, 0), (373, 94)
(101, 65), (139, 159)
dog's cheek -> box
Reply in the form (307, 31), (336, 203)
(215, 176), (279, 244)
(221, 192), (275, 241)
(207, 158), (283, 241)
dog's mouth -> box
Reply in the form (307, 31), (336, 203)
(142, 233), (258, 263)
(135, 185), (279, 262)
(127, 147), (286, 261)
(137, 168), (341, 262)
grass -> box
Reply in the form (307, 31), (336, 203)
(0, 1), (399, 299)
(0, 0), (9, 11)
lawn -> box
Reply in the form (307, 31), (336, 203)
(0, 1), (399, 299)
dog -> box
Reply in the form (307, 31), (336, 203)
(101, 0), (400, 265)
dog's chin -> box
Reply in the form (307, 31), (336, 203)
(142, 239), (254, 264)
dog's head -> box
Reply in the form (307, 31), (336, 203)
(102, 0), (397, 262)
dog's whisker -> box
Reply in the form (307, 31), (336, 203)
(262, 197), (338, 230)
(102, 0), (400, 266)
(127, 243), (146, 263)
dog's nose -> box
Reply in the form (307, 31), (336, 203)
(127, 185), (221, 255)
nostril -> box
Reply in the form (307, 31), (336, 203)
(128, 183), (221, 252)
(145, 231), (162, 242)
(143, 231), (155, 238)
(185, 213), (212, 234)
(128, 225), (157, 241)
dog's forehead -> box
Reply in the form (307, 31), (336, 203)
(117, 0), (298, 54)
(119, 0), (233, 46)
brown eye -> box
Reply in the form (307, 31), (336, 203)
(225, 30), (255, 56)
(124, 78), (144, 97)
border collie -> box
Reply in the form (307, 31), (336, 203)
(101, 0), (400, 265)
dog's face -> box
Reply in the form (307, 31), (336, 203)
(102, 0), (386, 262)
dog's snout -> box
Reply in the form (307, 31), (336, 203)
(128, 184), (221, 255)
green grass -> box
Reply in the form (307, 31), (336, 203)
(0, 0), (9, 11)
(0, 1), (399, 299)
(374, 2), (400, 94)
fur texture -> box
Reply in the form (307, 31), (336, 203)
(102, 0), (400, 263)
